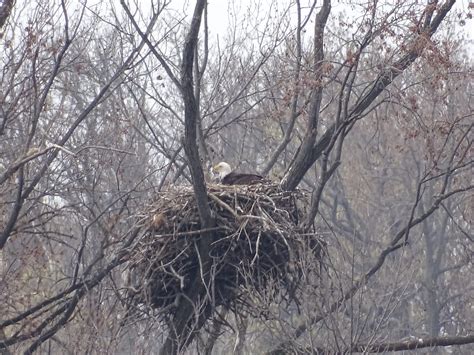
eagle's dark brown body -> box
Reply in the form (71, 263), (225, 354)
(221, 172), (266, 185)
(212, 162), (267, 185)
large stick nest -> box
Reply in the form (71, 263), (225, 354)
(125, 183), (324, 320)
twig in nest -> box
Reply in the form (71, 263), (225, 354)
(124, 183), (324, 326)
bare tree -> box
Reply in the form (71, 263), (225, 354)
(1, 0), (473, 354)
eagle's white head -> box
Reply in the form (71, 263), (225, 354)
(211, 162), (232, 181)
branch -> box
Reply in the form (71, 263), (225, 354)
(350, 334), (474, 353)
(160, 1), (214, 354)
(181, 0), (211, 225)
(268, 181), (472, 354)
(0, 227), (141, 349)
(0, 0), (14, 29)
(260, 0), (305, 175)
(0, 4), (159, 249)
(272, 334), (474, 354)
(0, 146), (53, 186)
(280, 0), (456, 191)
(280, 0), (331, 190)
(120, 0), (181, 90)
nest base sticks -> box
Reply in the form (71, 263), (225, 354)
(126, 183), (323, 320)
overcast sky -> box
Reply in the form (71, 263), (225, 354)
(204, 0), (473, 41)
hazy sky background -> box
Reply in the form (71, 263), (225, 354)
(8, 0), (474, 55)
(203, 0), (474, 44)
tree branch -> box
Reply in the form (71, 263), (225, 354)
(350, 334), (474, 353)
(0, 0), (14, 30)
(280, 0), (456, 191)
(280, 0), (331, 190)
(268, 180), (472, 354)
(160, 1), (214, 354)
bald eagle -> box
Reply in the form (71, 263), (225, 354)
(211, 162), (266, 185)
